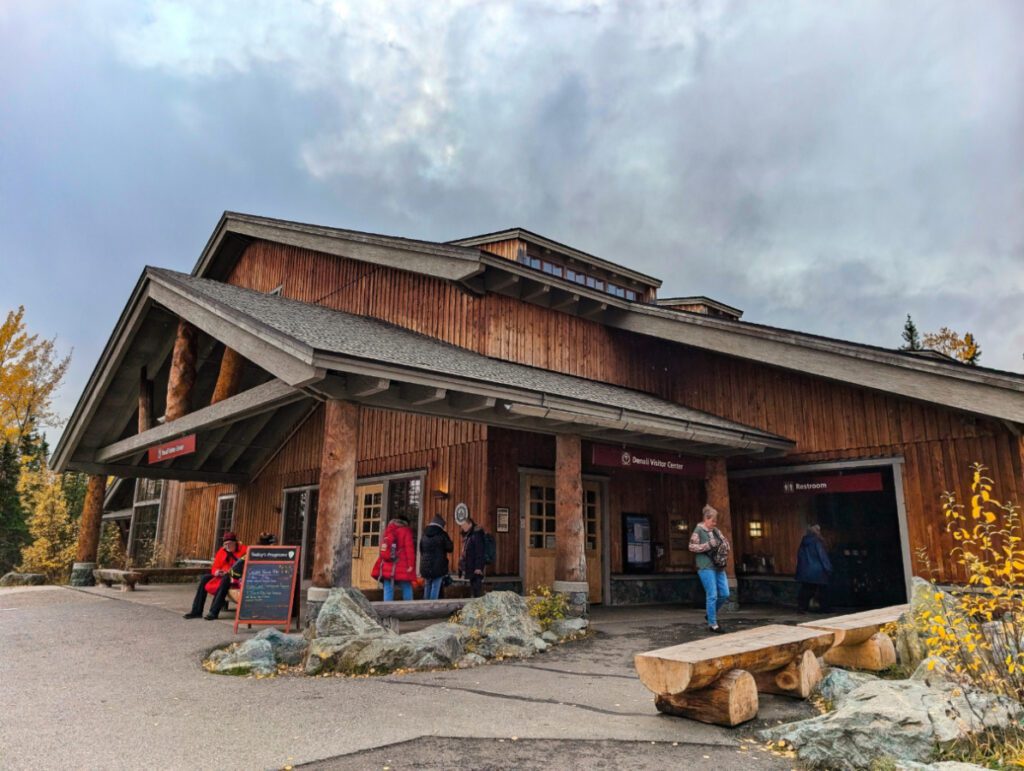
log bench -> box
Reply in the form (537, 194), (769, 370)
(634, 624), (835, 727)
(93, 569), (145, 590)
(369, 598), (472, 632)
(799, 604), (907, 672)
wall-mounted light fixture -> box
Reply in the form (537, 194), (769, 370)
(748, 520), (764, 538)
(432, 489), (449, 500)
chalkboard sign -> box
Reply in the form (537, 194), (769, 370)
(233, 546), (300, 634)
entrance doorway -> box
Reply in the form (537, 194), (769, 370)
(281, 486), (319, 580)
(351, 474), (425, 590)
(522, 474), (603, 602)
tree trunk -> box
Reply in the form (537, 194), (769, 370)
(704, 457), (735, 583)
(752, 649), (822, 698)
(74, 475), (107, 563)
(138, 367), (153, 433)
(312, 400), (358, 588)
(210, 347), (245, 405)
(555, 434), (585, 583)
(824, 632), (897, 671)
(165, 319), (198, 422)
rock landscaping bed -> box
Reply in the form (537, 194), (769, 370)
(204, 590), (589, 678)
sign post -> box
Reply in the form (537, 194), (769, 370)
(234, 546), (301, 634)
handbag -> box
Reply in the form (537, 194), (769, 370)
(710, 527), (731, 569)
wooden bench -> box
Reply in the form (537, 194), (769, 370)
(369, 598), (472, 632)
(799, 604), (907, 671)
(634, 624), (835, 726)
(93, 569), (145, 590)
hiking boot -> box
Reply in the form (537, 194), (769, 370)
(708, 624), (725, 634)
(203, 613), (219, 621)
(183, 612), (201, 619)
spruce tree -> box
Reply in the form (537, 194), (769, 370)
(900, 314), (922, 351)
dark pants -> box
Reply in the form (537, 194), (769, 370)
(469, 574), (484, 598)
(190, 573), (231, 617)
(798, 582), (830, 613)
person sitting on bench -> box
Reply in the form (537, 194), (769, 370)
(183, 532), (247, 620)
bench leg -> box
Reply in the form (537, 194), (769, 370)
(823, 632), (896, 672)
(654, 669), (758, 727)
(753, 649), (822, 699)
(100, 580), (113, 588)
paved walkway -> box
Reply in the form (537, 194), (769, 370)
(0, 584), (811, 770)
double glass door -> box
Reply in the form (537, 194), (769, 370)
(351, 475), (423, 589)
(282, 487), (319, 580)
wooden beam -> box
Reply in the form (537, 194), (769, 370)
(551, 292), (580, 313)
(705, 457), (736, 584)
(347, 375), (391, 398)
(244, 402), (319, 481)
(71, 461), (247, 484)
(211, 347), (246, 404)
(138, 367), (154, 433)
(165, 319), (198, 422)
(399, 384), (447, 405)
(220, 410), (278, 474)
(522, 283), (551, 304)
(555, 434), (585, 584)
(448, 393), (497, 414)
(579, 299), (608, 320)
(312, 399), (358, 588)
(484, 272), (521, 293)
(94, 379), (302, 463)
(186, 424), (232, 470)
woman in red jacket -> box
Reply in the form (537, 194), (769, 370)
(183, 532), (247, 620)
(372, 517), (416, 601)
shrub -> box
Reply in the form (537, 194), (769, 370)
(526, 584), (569, 630)
(97, 522), (127, 569)
(916, 463), (1024, 705)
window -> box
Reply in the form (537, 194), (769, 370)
(625, 289), (637, 302)
(213, 495), (236, 550)
(354, 485), (384, 551)
(528, 257), (542, 270)
(134, 478), (162, 504)
(585, 488), (598, 551)
(541, 261), (563, 278)
(566, 269), (586, 285)
(528, 484), (557, 549)
(129, 504), (160, 566)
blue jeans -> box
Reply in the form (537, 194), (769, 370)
(382, 580), (413, 601)
(698, 568), (730, 626)
(423, 576), (444, 600)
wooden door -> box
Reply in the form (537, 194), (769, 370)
(524, 475), (603, 603)
(351, 483), (384, 589)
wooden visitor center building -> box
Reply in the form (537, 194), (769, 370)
(55, 213), (1024, 612)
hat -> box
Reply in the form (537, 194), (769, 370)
(222, 532), (239, 543)
(430, 514), (446, 527)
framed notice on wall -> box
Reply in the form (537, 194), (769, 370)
(496, 507), (510, 533)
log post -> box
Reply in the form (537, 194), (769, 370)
(165, 319), (198, 422)
(138, 367), (154, 433)
(210, 347), (245, 405)
(654, 669), (758, 726)
(705, 457), (737, 596)
(824, 632), (897, 671)
(70, 475), (108, 586)
(752, 649), (823, 698)
(554, 434), (588, 617)
(309, 400), (358, 616)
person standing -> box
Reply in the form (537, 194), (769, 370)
(419, 514), (454, 601)
(458, 517), (487, 598)
(795, 524), (832, 613)
(372, 516), (416, 601)
(184, 532), (247, 620)
(689, 505), (730, 633)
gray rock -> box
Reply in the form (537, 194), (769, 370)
(315, 587), (386, 638)
(351, 623), (468, 671)
(253, 628), (308, 666)
(760, 678), (1021, 770)
(454, 589), (544, 651)
(814, 667), (878, 707)
(895, 577), (958, 671)
(531, 637), (549, 652)
(897, 762), (990, 770)
(549, 617), (589, 639)
(206, 639), (276, 676)
(541, 631), (558, 644)
(910, 656), (953, 686)
(0, 572), (45, 587)
(456, 653), (487, 669)
(305, 632), (387, 675)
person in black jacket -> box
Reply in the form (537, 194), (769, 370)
(419, 514), (454, 600)
(459, 517), (487, 598)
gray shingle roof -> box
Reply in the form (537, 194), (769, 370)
(151, 268), (790, 446)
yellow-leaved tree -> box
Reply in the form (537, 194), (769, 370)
(0, 306), (71, 442)
(16, 461), (77, 583)
(922, 327), (982, 366)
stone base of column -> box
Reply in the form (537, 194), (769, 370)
(305, 586), (330, 635)
(552, 580), (589, 618)
(70, 562), (96, 587)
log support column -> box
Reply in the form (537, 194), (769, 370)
(210, 347), (245, 405)
(165, 319), (198, 422)
(705, 457), (738, 608)
(308, 400), (359, 621)
(554, 434), (588, 617)
(70, 475), (108, 586)
(138, 367), (154, 433)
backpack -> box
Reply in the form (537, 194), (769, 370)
(483, 531), (497, 566)
(381, 530), (398, 563)
(710, 527), (731, 569)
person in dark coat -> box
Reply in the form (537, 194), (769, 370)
(458, 517), (487, 598)
(795, 524), (832, 613)
(419, 514), (454, 600)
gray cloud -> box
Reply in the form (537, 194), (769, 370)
(1, 0), (1022, 436)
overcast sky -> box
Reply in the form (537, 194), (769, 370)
(2, 0), (1023, 437)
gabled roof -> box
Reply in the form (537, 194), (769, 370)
(448, 227), (663, 289)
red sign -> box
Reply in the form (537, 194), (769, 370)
(147, 434), (196, 464)
(591, 444), (706, 478)
(758, 472), (884, 496)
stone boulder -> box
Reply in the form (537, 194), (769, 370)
(760, 678), (1021, 769)
(0, 572), (45, 587)
(814, 667), (878, 707)
(909, 656), (953, 687)
(453, 592), (544, 659)
(897, 762), (990, 770)
(549, 617), (589, 640)
(315, 587), (386, 638)
(206, 639), (276, 676)
(304, 631), (393, 675)
(253, 628), (308, 666)
(895, 577), (958, 671)
(349, 623), (470, 672)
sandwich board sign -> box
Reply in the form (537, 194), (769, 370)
(234, 545), (300, 634)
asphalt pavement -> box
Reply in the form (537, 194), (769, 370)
(0, 585), (809, 770)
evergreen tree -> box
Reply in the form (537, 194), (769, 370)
(0, 441), (28, 574)
(900, 314), (922, 351)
